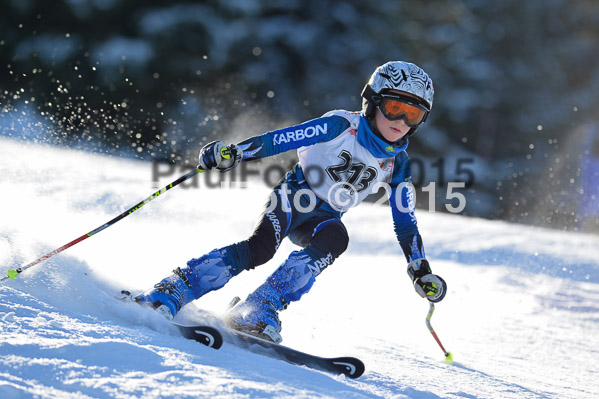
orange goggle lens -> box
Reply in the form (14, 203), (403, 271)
(379, 97), (428, 127)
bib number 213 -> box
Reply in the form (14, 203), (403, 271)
(325, 150), (378, 194)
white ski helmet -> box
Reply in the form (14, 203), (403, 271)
(362, 61), (434, 138)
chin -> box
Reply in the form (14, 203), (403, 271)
(384, 133), (404, 142)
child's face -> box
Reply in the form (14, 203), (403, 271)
(374, 108), (411, 142)
(373, 89), (420, 142)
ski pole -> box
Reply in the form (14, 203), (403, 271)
(425, 302), (453, 363)
(1, 165), (207, 283)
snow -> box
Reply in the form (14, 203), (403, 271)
(1, 136), (598, 398)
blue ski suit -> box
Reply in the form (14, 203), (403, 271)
(186, 110), (427, 305)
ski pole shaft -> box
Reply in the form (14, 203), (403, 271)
(425, 302), (453, 363)
(1, 165), (205, 282)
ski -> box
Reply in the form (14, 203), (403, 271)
(117, 290), (223, 349)
(118, 291), (362, 376)
(173, 323), (223, 349)
(224, 327), (365, 379)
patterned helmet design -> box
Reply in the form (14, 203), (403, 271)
(365, 61), (434, 110)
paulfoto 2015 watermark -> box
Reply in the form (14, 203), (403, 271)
(151, 157), (476, 214)
(257, 180), (468, 215)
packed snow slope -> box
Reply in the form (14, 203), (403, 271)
(1, 137), (598, 399)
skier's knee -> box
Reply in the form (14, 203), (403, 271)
(312, 221), (349, 259)
(247, 234), (278, 267)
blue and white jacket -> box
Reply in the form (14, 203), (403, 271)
(236, 110), (425, 262)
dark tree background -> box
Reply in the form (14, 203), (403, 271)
(1, 0), (598, 232)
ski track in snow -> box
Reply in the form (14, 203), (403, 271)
(1, 137), (598, 398)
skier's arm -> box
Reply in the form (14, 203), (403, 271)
(388, 153), (447, 302)
(198, 114), (349, 172)
(235, 113), (351, 162)
(388, 153), (423, 261)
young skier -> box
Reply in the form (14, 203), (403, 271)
(135, 61), (447, 343)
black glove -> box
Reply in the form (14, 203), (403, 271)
(198, 141), (243, 172)
(407, 258), (447, 302)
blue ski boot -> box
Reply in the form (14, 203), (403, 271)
(226, 281), (286, 343)
(134, 267), (194, 320)
(135, 248), (237, 319)
(226, 250), (325, 343)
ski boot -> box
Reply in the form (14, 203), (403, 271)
(226, 281), (286, 343)
(135, 248), (235, 319)
(133, 267), (194, 320)
(225, 249), (325, 343)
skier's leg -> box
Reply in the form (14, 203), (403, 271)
(231, 183), (293, 270)
(133, 247), (243, 319)
(135, 184), (292, 319)
(227, 219), (349, 342)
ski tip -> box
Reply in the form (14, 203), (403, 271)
(202, 327), (224, 349)
(174, 324), (223, 350)
(332, 357), (365, 379)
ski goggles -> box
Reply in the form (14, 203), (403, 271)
(372, 94), (429, 127)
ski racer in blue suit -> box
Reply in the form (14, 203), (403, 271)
(136, 61), (447, 343)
